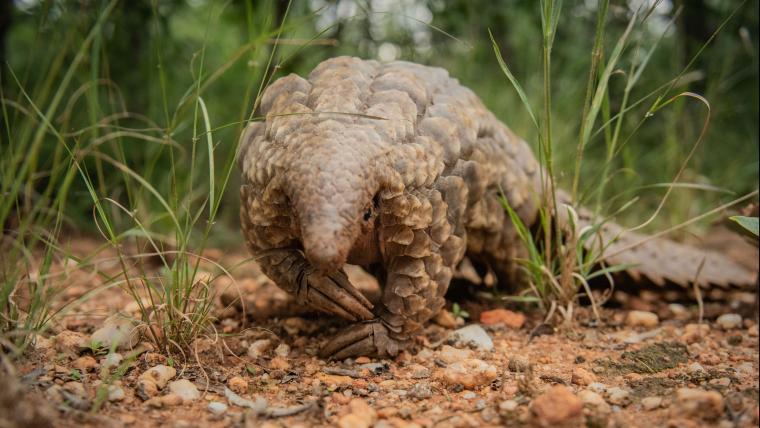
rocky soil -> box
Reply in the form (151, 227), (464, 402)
(1, 237), (758, 428)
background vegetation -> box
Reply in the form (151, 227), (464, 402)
(1, 0), (757, 351)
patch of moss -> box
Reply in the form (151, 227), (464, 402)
(595, 342), (688, 375)
(628, 376), (678, 399)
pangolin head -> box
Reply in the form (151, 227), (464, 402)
(285, 131), (387, 273)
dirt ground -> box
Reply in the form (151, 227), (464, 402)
(2, 237), (758, 428)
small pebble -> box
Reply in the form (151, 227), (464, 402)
(89, 314), (139, 351)
(274, 343), (290, 358)
(73, 356), (98, 372)
(52, 330), (88, 355)
(108, 385), (126, 401)
(269, 356), (290, 371)
(227, 376), (248, 394)
(438, 345), (473, 363)
(748, 325), (758, 337)
(451, 324), (494, 351)
(641, 396), (662, 411)
(571, 367), (596, 386)
(716, 313), (742, 330)
(499, 400), (519, 412)
(169, 379), (200, 402)
(671, 388), (723, 420)
(479, 309), (526, 328)
(606, 387), (630, 406)
(442, 359), (497, 389)
(531, 385), (583, 426)
(407, 364), (430, 379)
(409, 382), (432, 399)
(667, 303), (688, 319)
(137, 365), (176, 399)
(337, 398), (376, 428)
(688, 362), (705, 373)
(709, 377), (731, 387)
(625, 311), (659, 328)
(681, 324), (710, 344)
(247, 339), (272, 359)
(101, 352), (123, 369)
(208, 401), (228, 415)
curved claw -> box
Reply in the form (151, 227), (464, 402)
(298, 270), (374, 321)
(320, 321), (403, 360)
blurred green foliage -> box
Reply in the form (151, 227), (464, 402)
(2, 0), (758, 237)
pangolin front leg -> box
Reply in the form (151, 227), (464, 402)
(321, 178), (468, 359)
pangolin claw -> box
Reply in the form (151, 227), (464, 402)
(320, 320), (404, 360)
(296, 269), (374, 322)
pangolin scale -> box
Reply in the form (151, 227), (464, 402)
(238, 56), (756, 359)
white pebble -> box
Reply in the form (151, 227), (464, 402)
(208, 401), (228, 415)
(716, 314), (742, 330)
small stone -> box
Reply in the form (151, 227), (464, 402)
(73, 356), (98, 372)
(737, 362), (755, 376)
(499, 400), (519, 412)
(588, 382), (608, 394)
(479, 309), (525, 328)
(748, 325), (758, 337)
(530, 385), (583, 426)
(355, 356), (371, 364)
(338, 398), (377, 428)
(625, 310), (659, 328)
(145, 397), (163, 408)
(52, 330), (88, 355)
(101, 352), (123, 369)
(269, 356), (290, 371)
(90, 314), (140, 351)
(571, 367), (595, 386)
(409, 382), (432, 399)
(438, 345), (473, 363)
(668, 304), (688, 319)
(671, 388), (723, 420)
(578, 390), (605, 407)
(317, 373), (353, 388)
(227, 376), (248, 394)
(709, 377), (731, 387)
(160, 393), (183, 406)
(120, 415), (136, 425)
(716, 314), (742, 330)
(688, 362), (705, 373)
(247, 339), (272, 359)
(433, 310), (458, 329)
(727, 334), (742, 346)
(451, 324), (493, 350)
(168, 379), (200, 402)
(407, 364), (430, 379)
(208, 401), (228, 415)
(681, 324), (710, 344)
(108, 385), (125, 402)
(606, 387), (630, 406)
(641, 396), (662, 411)
(274, 343), (290, 358)
(699, 353), (721, 366)
(137, 365), (176, 399)
(224, 387), (267, 412)
(442, 359), (498, 389)
(62, 381), (86, 397)
(508, 357), (531, 372)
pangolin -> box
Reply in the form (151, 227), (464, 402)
(238, 56), (756, 359)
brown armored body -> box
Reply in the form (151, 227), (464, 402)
(238, 56), (755, 359)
